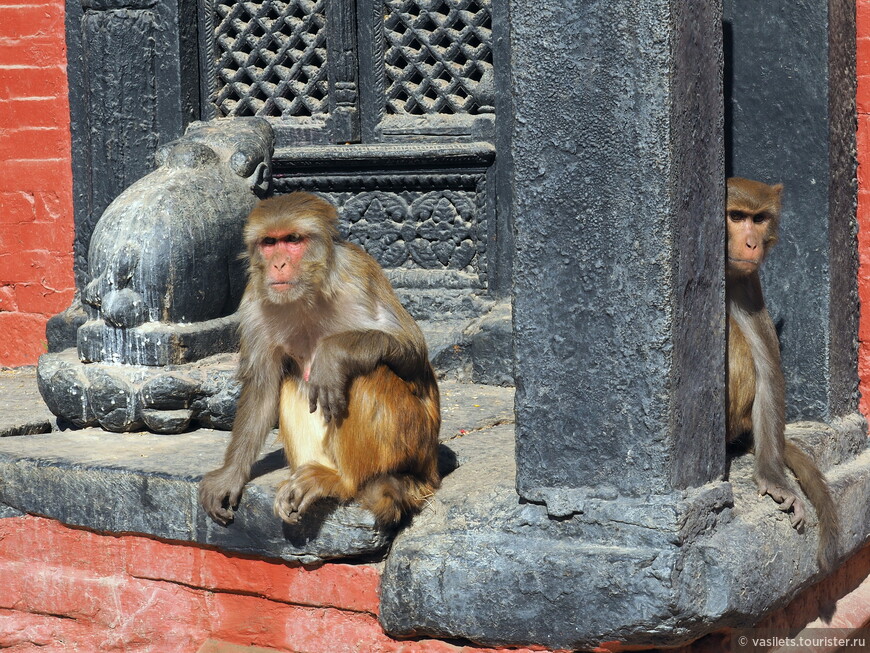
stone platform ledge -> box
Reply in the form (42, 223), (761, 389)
(0, 370), (514, 565)
(379, 418), (870, 650)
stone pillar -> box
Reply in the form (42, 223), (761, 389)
(512, 0), (726, 508)
(723, 0), (857, 421)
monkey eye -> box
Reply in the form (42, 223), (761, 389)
(260, 234), (303, 247)
(728, 210), (747, 222)
(752, 213), (769, 224)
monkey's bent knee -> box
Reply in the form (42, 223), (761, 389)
(347, 364), (431, 405)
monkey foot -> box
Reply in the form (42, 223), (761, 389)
(274, 479), (303, 524)
(274, 468), (328, 525)
(758, 483), (806, 529)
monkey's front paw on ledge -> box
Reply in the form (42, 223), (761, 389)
(198, 469), (246, 526)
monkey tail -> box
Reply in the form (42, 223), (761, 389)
(783, 440), (839, 571)
(357, 472), (438, 528)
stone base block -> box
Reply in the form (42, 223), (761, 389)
(0, 428), (392, 565)
(380, 421), (870, 649)
(77, 315), (241, 366)
(0, 376), (514, 565)
(37, 349), (240, 433)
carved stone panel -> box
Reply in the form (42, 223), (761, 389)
(274, 174), (488, 286)
(200, 0), (360, 143)
(200, 0), (495, 142)
(80, 8), (160, 282)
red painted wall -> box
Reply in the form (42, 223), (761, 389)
(2, 514), (869, 653)
(0, 515), (560, 653)
(0, 1), (75, 368)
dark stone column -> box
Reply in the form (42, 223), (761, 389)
(512, 0), (726, 508)
(724, 0), (858, 421)
(54, 0), (200, 350)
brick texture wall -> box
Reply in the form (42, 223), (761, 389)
(1, 514), (869, 652)
(0, 1), (75, 368)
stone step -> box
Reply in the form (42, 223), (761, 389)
(0, 366), (514, 564)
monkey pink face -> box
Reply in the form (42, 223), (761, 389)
(259, 231), (308, 294)
(727, 209), (770, 275)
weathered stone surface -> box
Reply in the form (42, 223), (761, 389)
(38, 315), (501, 433)
(142, 408), (193, 434)
(75, 119), (273, 366)
(724, 0), (858, 421)
(438, 382), (513, 439)
(77, 315), (243, 367)
(0, 372), (514, 564)
(63, 0), (201, 297)
(0, 505), (22, 518)
(141, 373), (200, 410)
(510, 0), (726, 506)
(6, 366), (870, 647)
(195, 374), (242, 431)
(467, 300), (513, 386)
(0, 368), (54, 437)
(37, 349), (238, 433)
(45, 301), (87, 354)
(420, 319), (475, 379)
(0, 429), (389, 564)
(86, 366), (143, 432)
(380, 422), (870, 650)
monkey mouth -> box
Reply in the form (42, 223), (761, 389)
(728, 257), (760, 266)
(270, 281), (297, 289)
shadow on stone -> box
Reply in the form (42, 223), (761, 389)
(250, 449), (287, 481)
(437, 444), (459, 478)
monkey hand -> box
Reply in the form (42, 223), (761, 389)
(758, 482), (807, 529)
(199, 467), (247, 526)
(307, 349), (350, 422)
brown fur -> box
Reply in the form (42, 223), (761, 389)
(199, 192), (441, 528)
(726, 314), (755, 439)
(726, 177), (838, 571)
(275, 365), (440, 525)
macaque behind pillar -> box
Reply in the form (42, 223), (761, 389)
(726, 177), (838, 570)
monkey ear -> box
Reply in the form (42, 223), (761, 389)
(772, 183), (784, 195)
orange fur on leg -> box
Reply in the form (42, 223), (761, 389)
(275, 365), (440, 526)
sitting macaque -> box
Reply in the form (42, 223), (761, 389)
(199, 192), (441, 527)
(726, 177), (838, 570)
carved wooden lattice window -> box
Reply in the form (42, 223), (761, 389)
(201, 0), (495, 143)
(212, 0), (329, 118)
(382, 0), (494, 116)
